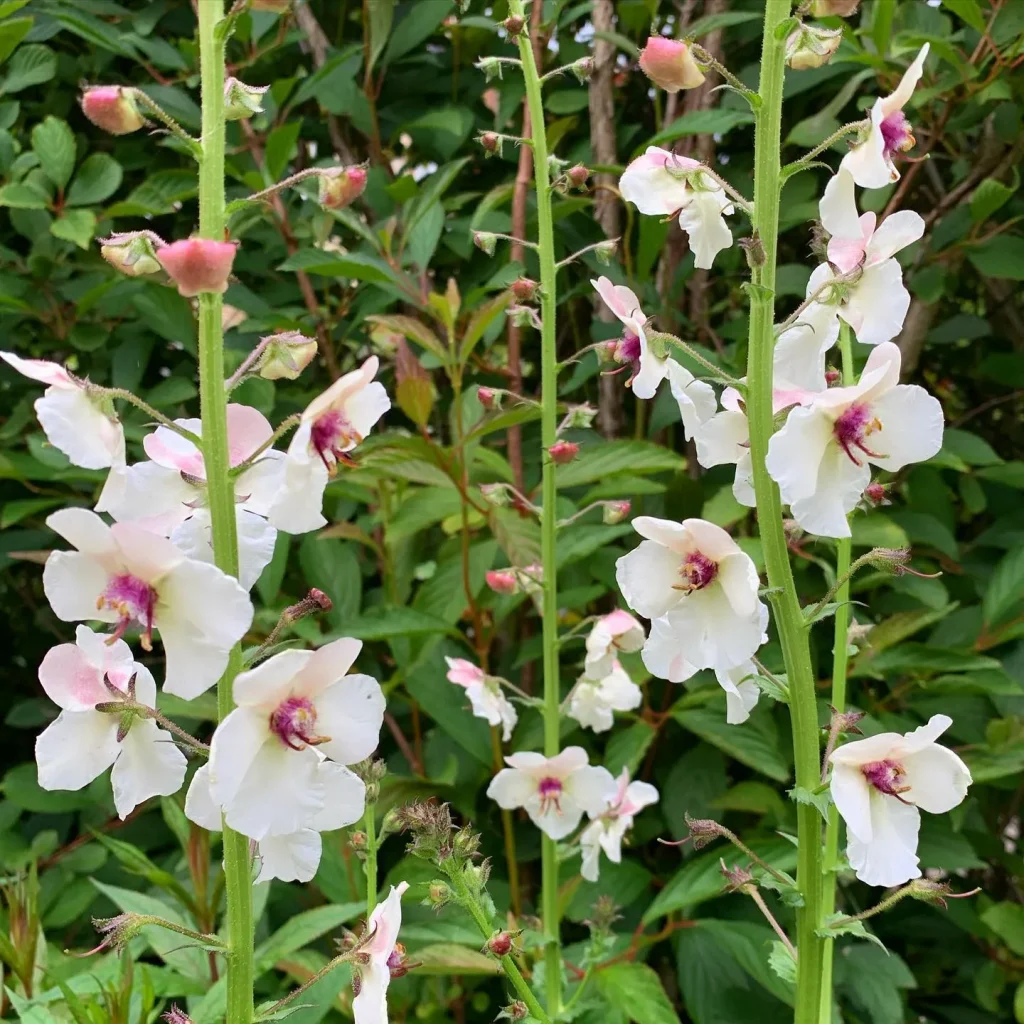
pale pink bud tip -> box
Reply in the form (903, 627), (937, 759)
(864, 482), (887, 504)
(477, 386), (499, 409)
(824, 368), (841, 385)
(567, 164), (590, 189)
(157, 239), (237, 297)
(486, 570), (518, 595)
(638, 37), (705, 93)
(603, 500), (631, 525)
(548, 440), (579, 464)
(319, 165), (368, 210)
(81, 86), (145, 135)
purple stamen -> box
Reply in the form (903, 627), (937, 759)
(310, 409), (363, 471)
(538, 776), (563, 814)
(615, 331), (642, 364)
(834, 403), (885, 466)
(879, 110), (914, 159)
(862, 758), (911, 800)
(675, 551), (718, 592)
(269, 696), (328, 751)
(99, 573), (157, 650)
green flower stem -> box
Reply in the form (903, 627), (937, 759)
(819, 321), (855, 1019)
(744, 4), (824, 1022)
(364, 801), (378, 922)
(100, 388), (202, 445)
(511, 1), (563, 1014)
(196, 4), (254, 1022)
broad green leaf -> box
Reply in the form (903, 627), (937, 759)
(459, 289), (512, 366)
(596, 962), (682, 1024)
(556, 441), (685, 488)
(50, 209), (96, 249)
(0, 180), (48, 208)
(604, 719), (657, 776)
(386, 486), (463, 543)
(278, 248), (397, 284)
(983, 901), (1024, 956)
(336, 606), (456, 641)
(968, 236), (1024, 281)
(66, 152), (122, 206)
(299, 535), (361, 626)
(686, 10), (761, 36)
(646, 109), (754, 151)
(673, 702), (790, 782)
(695, 919), (795, 1006)
(2, 43), (55, 92)
(255, 903), (363, 972)
(983, 546), (1024, 625)
(971, 175), (1017, 222)
(413, 943), (501, 975)
(31, 115), (75, 189)
(854, 644), (1000, 677)
(383, 0), (452, 64)
(366, 313), (447, 361)
(0, 15), (31, 65)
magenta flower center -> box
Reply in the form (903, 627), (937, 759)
(100, 573), (157, 650)
(879, 110), (914, 159)
(269, 696), (327, 751)
(861, 758), (910, 797)
(834, 402), (884, 466)
(537, 776), (563, 814)
(676, 551), (718, 593)
(310, 409), (362, 470)
(387, 943), (410, 977)
(615, 331), (642, 364)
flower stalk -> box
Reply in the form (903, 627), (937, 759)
(196, 3), (254, 1020)
(511, 0), (563, 1013)
(744, 4), (824, 1021)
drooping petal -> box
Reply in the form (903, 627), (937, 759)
(171, 507), (278, 590)
(591, 276), (644, 328)
(631, 326), (670, 400)
(868, 384), (944, 472)
(313, 674), (386, 765)
(677, 188), (733, 269)
(716, 551), (759, 618)
(184, 764), (222, 831)
(694, 408), (749, 469)
(714, 662), (760, 725)
(840, 100), (892, 190)
(789, 440), (869, 538)
(766, 405), (834, 507)
(901, 745), (972, 814)
(256, 829), (322, 884)
(267, 424), (329, 534)
(312, 760), (367, 831)
(819, 169), (862, 241)
(615, 540), (684, 619)
(567, 681), (614, 733)
(842, 258), (910, 346)
(773, 302), (840, 393)
(666, 359), (717, 440)
(641, 617), (700, 683)
(847, 791), (921, 887)
(36, 711), (119, 793)
(580, 820), (603, 882)
(111, 719), (188, 818)
(619, 147), (692, 216)
(865, 210), (925, 266)
(35, 388), (123, 470)
(732, 452), (756, 508)
(208, 706), (271, 809)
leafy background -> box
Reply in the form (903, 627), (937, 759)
(0, 0), (1023, 1021)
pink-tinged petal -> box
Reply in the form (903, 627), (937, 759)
(36, 710), (119, 793)
(641, 618), (700, 683)
(638, 36), (705, 92)
(591, 276), (644, 327)
(157, 239), (237, 297)
(840, 101), (894, 190)
(304, 356), (379, 423)
(847, 792), (920, 887)
(880, 43), (930, 118)
(226, 404), (274, 465)
(234, 649), (315, 708)
(365, 881), (409, 959)
(826, 212), (875, 273)
(143, 420), (205, 474)
(38, 641), (113, 711)
(445, 656), (486, 688)
(865, 210), (925, 266)
(1, 351), (73, 386)
(256, 829), (322, 884)
(111, 719), (187, 819)
(75, 624), (136, 690)
(619, 147), (692, 217)
(313, 673), (386, 765)
(869, 384), (943, 472)
(184, 763), (222, 831)
(677, 189), (733, 269)
(819, 170), (862, 242)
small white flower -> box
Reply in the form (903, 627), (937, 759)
(268, 357), (390, 534)
(616, 516), (768, 678)
(104, 404), (285, 589)
(35, 626), (186, 818)
(487, 747), (616, 840)
(590, 276), (664, 400)
(567, 661), (642, 734)
(715, 660), (761, 725)
(584, 609), (645, 679)
(766, 342), (943, 537)
(353, 882), (410, 1024)
(841, 44), (930, 190)
(185, 760), (365, 883)
(580, 768), (659, 882)
(666, 359), (717, 440)
(42, 508), (253, 699)
(829, 713), (971, 887)
(812, 169), (925, 347)
(444, 657), (518, 742)
(619, 147), (735, 269)
(207, 638), (383, 840)
(1, 351), (124, 471)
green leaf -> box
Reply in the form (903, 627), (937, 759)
(556, 441), (685, 489)
(413, 943), (501, 975)
(673, 703), (790, 781)
(367, 0), (394, 70)
(789, 784), (832, 821)
(2, 43), (56, 92)
(298, 535), (361, 626)
(685, 10), (761, 37)
(383, 0), (452, 64)
(817, 912), (888, 952)
(50, 209), (96, 249)
(596, 962), (682, 1024)
(0, 15), (31, 66)
(386, 486), (464, 544)
(338, 606), (456, 641)
(31, 115), (76, 190)
(0, 180), (49, 208)
(971, 175), (1017, 223)
(694, 919), (795, 1006)
(983, 546), (1024, 626)
(66, 152), (122, 206)
(366, 313), (447, 361)
(768, 940), (798, 986)
(278, 248), (397, 284)
(944, 0), (987, 31)
(605, 719), (657, 776)
(459, 289), (511, 366)
(646, 109), (755, 151)
(255, 903), (363, 972)
(982, 901), (1024, 956)
(968, 235), (1024, 280)
(265, 118), (301, 182)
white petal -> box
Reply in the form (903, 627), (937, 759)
(830, 762), (873, 844)
(525, 792), (584, 840)
(880, 43), (929, 116)
(312, 761), (366, 830)
(642, 617), (700, 683)
(352, 961), (390, 1024)
(619, 147), (691, 216)
(631, 326), (669, 400)
(902, 745), (971, 814)
(597, 663), (643, 713)
(185, 764), (222, 831)
(847, 792), (921, 887)
(766, 406), (834, 505)
(345, 381), (391, 447)
(773, 303), (839, 393)
(789, 441), (869, 538)
(819, 170), (862, 241)
(694, 409), (748, 469)
(38, 637), (113, 711)
(35, 389), (122, 469)
(666, 360), (717, 440)
(234, 649), (314, 708)
(106, 461), (195, 534)
(43, 551), (114, 624)
(656, 588), (766, 672)
(716, 551), (759, 618)
(294, 637), (364, 696)
(171, 508), (278, 590)
(366, 882), (408, 959)
(868, 384), (944, 472)
(1, 351), (72, 386)
(314, 674), (386, 765)
(732, 452), (756, 508)
(208, 707), (272, 809)
(36, 711), (118, 793)
(866, 210), (924, 265)
(840, 102), (894, 190)
(111, 720), (187, 819)
(236, 452), (286, 517)
(47, 507), (117, 558)
(615, 540), (684, 619)
(591, 276), (644, 328)
(566, 765), (618, 816)
(267, 431), (329, 534)
(580, 821), (602, 882)
(487, 767), (534, 810)
(681, 517), (743, 562)
(843, 259), (909, 347)
(567, 684), (614, 733)
(256, 830), (322, 884)
(677, 189), (733, 269)
(715, 663), (760, 725)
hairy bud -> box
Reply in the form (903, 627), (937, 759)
(584, 894), (621, 936)
(157, 238), (236, 297)
(566, 164), (590, 190)
(99, 230), (165, 277)
(475, 56), (503, 82)
(487, 931), (513, 957)
(477, 385), (501, 409)
(786, 22), (843, 70)
(473, 231), (497, 256)
(498, 1001), (529, 1021)
(570, 56), (595, 83)
(863, 481), (889, 506)
(480, 483), (510, 507)
(824, 367), (841, 385)
(426, 881), (453, 909)
(594, 239), (618, 265)
(720, 859), (755, 893)
(563, 403), (597, 429)
(486, 569), (518, 595)
(684, 813), (725, 850)
(319, 165), (367, 210)
(603, 500), (631, 525)
(739, 234), (766, 269)
(907, 878), (980, 909)
(548, 440), (580, 465)
(638, 37), (705, 93)
(162, 1008), (194, 1024)
(829, 707), (865, 735)
(502, 14), (526, 37)
(257, 331), (318, 381)
(808, 0), (861, 16)
(511, 277), (538, 302)
(479, 131), (502, 156)
(224, 78), (270, 121)
(81, 86), (145, 135)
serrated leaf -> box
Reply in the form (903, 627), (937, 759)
(31, 115), (75, 189)
(816, 911), (888, 952)
(768, 940), (797, 985)
(789, 784), (832, 821)
(2, 43), (56, 92)
(596, 961), (682, 1024)
(66, 152), (122, 206)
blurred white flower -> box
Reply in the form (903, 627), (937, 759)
(829, 713), (971, 887)
(42, 508), (252, 699)
(444, 657), (517, 741)
(580, 768), (659, 882)
(487, 747), (616, 840)
(268, 357), (390, 534)
(567, 661), (642, 733)
(584, 609), (645, 679)
(103, 404), (284, 589)
(766, 342), (943, 537)
(207, 638), (383, 840)
(35, 626), (186, 818)
(353, 882), (410, 1024)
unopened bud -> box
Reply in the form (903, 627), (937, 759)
(570, 56), (595, 83)
(824, 368), (841, 385)
(567, 164), (590, 190)
(473, 231), (497, 256)
(99, 230), (165, 277)
(863, 482), (888, 505)
(224, 78), (270, 120)
(739, 234), (766, 269)
(487, 931), (513, 957)
(847, 620), (874, 647)
(603, 500), (631, 525)
(829, 707), (864, 735)
(453, 826), (481, 858)
(318, 165), (367, 210)
(479, 131), (501, 156)
(480, 483), (510, 507)
(594, 239), (618, 265)
(809, 0), (860, 16)
(511, 277), (538, 302)
(508, 304), (542, 330)
(720, 859), (755, 893)
(638, 37), (705, 93)
(564, 403), (597, 429)
(426, 881), (453, 908)
(81, 86), (145, 135)
(157, 238), (237, 297)
(486, 569), (518, 595)
(548, 440), (579, 464)
(91, 913), (144, 953)
(502, 14), (525, 37)
(162, 1008), (194, 1024)
(907, 878), (980, 909)
(786, 23), (843, 70)
(498, 1001), (529, 1021)
(684, 813), (724, 850)
(258, 331), (318, 380)
(282, 588), (333, 625)
(477, 386), (501, 409)
(349, 830), (367, 850)
(475, 56), (503, 81)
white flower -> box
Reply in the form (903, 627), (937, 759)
(1, 351), (124, 470)
(207, 638), (383, 840)
(104, 404), (284, 589)
(35, 626), (186, 818)
(584, 609), (645, 679)
(42, 508), (253, 699)
(567, 662), (642, 734)
(353, 882), (410, 1024)
(666, 359), (717, 440)
(487, 747), (616, 840)
(444, 657), (518, 742)
(766, 342), (943, 537)
(715, 660), (761, 725)
(772, 300), (840, 393)
(829, 713), (971, 887)
(812, 169), (925, 347)
(580, 768), (658, 882)
(620, 147), (735, 269)
(616, 517), (768, 678)
(590, 276), (664, 400)
(268, 357), (390, 534)
(185, 760), (365, 883)
(841, 44), (930, 190)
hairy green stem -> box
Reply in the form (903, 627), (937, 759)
(512, 2), (562, 1013)
(99, 388), (202, 445)
(819, 322), (855, 1020)
(364, 802), (378, 922)
(196, 4), (253, 1021)
(744, 4), (824, 1021)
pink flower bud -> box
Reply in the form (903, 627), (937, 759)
(603, 500), (631, 525)
(638, 37), (705, 93)
(864, 482), (887, 505)
(473, 231), (497, 256)
(478, 386), (501, 409)
(479, 131), (501, 154)
(258, 331), (318, 380)
(548, 440), (579, 465)
(511, 278), (538, 302)
(825, 368), (841, 385)
(486, 570), (518, 595)
(487, 931), (513, 957)
(503, 14), (526, 37)
(567, 164), (590, 190)
(99, 230), (165, 277)
(318, 166), (367, 210)
(162, 1008), (194, 1024)
(157, 238), (237, 297)
(81, 86), (145, 135)
(224, 78), (270, 121)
